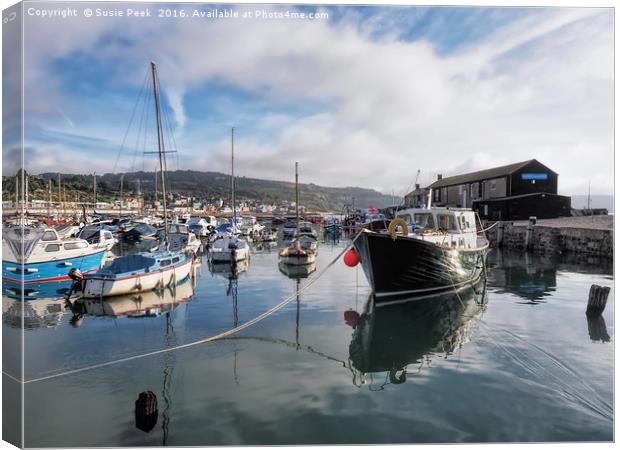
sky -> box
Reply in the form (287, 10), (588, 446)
(2, 2), (614, 196)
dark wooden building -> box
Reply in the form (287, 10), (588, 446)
(427, 159), (571, 220)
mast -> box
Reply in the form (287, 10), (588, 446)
(151, 61), (169, 239)
(93, 172), (97, 213)
(25, 174), (29, 214)
(120, 174), (124, 216)
(231, 127), (236, 229)
(295, 162), (299, 240)
(58, 174), (62, 218)
(14, 176), (18, 207)
(47, 179), (52, 219)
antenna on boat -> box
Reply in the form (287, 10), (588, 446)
(150, 60), (169, 244)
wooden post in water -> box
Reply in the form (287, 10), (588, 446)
(586, 284), (610, 318)
(525, 216), (536, 252)
(497, 222), (505, 248)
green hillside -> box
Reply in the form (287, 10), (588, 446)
(3, 169), (396, 212)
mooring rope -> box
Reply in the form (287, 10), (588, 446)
(22, 231), (364, 385)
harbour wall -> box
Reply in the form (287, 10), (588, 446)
(485, 221), (613, 258)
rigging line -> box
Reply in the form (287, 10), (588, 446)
(24, 232), (364, 385)
(130, 75), (150, 174)
(157, 77), (181, 171)
(112, 70), (149, 174)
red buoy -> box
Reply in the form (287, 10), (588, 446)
(343, 247), (360, 267)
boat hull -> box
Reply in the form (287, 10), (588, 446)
(353, 230), (488, 303)
(81, 258), (193, 298)
(2, 250), (106, 283)
(210, 246), (250, 262)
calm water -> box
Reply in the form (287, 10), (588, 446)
(3, 233), (614, 446)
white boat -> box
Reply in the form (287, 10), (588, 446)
(207, 128), (250, 263)
(168, 224), (202, 254)
(238, 216), (265, 238)
(209, 233), (250, 262)
(188, 217), (212, 237)
(77, 225), (118, 251)
(79, 251), (193, 298)
(2, 226), (107, 284)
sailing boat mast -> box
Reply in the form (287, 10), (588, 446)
(231, 127), (236, 229)
(295, 162), (300, 241)
(150, 61), (169, 238)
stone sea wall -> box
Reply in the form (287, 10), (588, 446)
(485, 221), (613, 258)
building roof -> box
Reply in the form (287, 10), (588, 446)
(428, 159), (552, 189)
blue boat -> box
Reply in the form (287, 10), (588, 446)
(2, 226), (106, 284)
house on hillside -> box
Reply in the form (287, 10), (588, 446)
(413, 159), (571, 220)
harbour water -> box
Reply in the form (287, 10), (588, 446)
(3, 234), (613, 446)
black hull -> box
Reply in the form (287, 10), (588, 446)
(353, 231), (488, 303)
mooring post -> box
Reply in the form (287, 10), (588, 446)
(586, 284), (610, 318)
(497, 222), (505, 248)
(525, 216), (536, 252)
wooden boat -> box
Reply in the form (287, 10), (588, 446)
(279, 163), (317, 266)
(353, 206), (489, 303)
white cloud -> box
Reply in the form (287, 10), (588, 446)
(16, 5), (614, 196)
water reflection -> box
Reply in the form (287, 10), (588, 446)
(74, 279), (195, 321)
(3, 296), (66, 329)
(347, 282), (487, 389)
(487, 251), (556, 303)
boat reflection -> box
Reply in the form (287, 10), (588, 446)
(2, 295), (66, 329)
(347, 282), (487, 388)
(2, 279), (73, 300)
(278, 261), (316, 279)
(73, 279), (195, 322)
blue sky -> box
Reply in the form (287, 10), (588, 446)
(4, 2), (614, 195)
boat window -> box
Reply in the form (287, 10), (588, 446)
(413, 213), (435, 229)
(437, 214), (459, 232)
(64, 242), (88, 250)
(42, 231), (57, 241)
(396, 214), (412, 224)
(160, 259), (171, 267)
(45, 244), (61, 252)
(172, 257), (180, 263)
